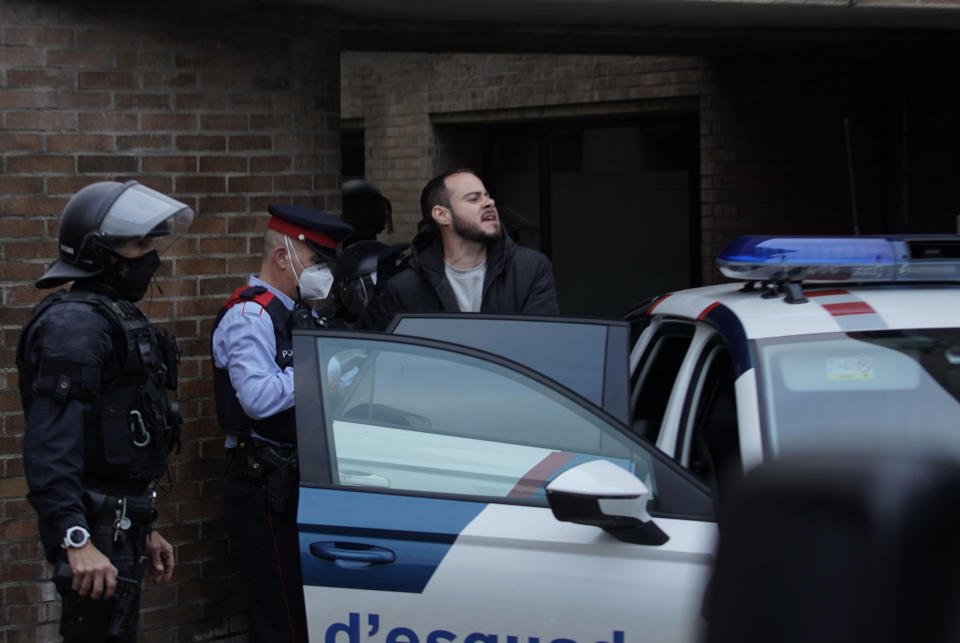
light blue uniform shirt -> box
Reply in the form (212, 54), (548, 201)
(211, 275), (296, 447)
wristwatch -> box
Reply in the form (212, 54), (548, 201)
(62, 526), (90, 549)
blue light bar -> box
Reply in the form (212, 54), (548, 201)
(717, 235), (960, 283)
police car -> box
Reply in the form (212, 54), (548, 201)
(291, 235), (960, 643)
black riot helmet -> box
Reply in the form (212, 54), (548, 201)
(333, 239), (387, 319)
(341, 179), (393, 242)
(37, 181), (194, 289)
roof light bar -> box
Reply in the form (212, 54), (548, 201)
(717, 235), (960, 283)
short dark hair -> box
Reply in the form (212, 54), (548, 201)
(419, 169), (478, 229)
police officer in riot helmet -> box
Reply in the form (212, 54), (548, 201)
(17, 181), (193, 642)
(335, 180), (410, 325)
(341, 178), (392, 244)
(333, 239), (385, 324)
(211, 204), (352, 643)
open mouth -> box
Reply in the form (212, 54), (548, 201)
(481, 212), (498, 223)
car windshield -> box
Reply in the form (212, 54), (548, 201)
(757, 329), (960, 458)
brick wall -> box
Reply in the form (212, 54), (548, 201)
(341, 52), (706, 244)
(343, 50), (960, 286)
(0, 1), (340, 640)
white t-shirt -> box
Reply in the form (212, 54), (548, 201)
(444, 260), (487, 312)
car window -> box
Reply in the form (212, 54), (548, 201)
(391, 315), (621, 412)
(678, 344), (742, 501)
(630, 324), (695, 443)
(316, 335), (658, 507)
(757, 329), (960, 458)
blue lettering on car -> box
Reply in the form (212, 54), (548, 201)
(325, 612), (626, 643)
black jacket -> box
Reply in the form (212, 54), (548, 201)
(359, 230), (559, 331)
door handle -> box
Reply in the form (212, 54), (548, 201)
(310, 541), (396, 566)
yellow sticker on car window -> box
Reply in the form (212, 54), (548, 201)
(826, 357), (875, 380)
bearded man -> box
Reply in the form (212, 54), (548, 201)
(359, 169), (559, 330)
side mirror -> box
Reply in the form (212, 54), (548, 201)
(546, 460), (669, 546)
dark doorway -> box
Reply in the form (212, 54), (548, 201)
(481, 115), (700, 318)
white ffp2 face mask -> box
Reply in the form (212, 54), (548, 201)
(299, 264), (335, 300)
(286, 235), (335, 300)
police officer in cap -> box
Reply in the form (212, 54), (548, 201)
(17, 181), (193, 642)
(211, 204), (352, 643)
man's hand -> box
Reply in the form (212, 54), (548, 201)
(144, 531), (174, 584)
(66, 543), (117, 599)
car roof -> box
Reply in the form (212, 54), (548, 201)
(649, 282), (960, 339)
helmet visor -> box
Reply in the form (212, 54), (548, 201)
(99, 183), (195, 253)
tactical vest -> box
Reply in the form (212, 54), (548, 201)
(17, 290), (181, 484)
(211, 285), (297, 444)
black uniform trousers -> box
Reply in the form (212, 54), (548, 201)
(223, 457), (308, 643)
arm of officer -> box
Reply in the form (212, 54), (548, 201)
(519, 250), (560, 316)
(22, 307), (118, 599)
(144, 531), (175, 584)
(212, 302), (295, 418)
(356, 281), (401, 331)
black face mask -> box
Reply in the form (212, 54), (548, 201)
(103, 250), (160, 302)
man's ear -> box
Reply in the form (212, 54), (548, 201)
(274, 243), (289, 270)
(432, 204), (449, 227)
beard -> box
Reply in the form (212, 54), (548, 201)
(451, 208), (501, 244)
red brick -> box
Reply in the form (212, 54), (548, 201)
(142, 156), (198, 173)
(77, 71), (137, 89)
(0, 218), (46, 236)
(142, 113), (198, 130)
(1, 176), (48, 203)
(176, 136), (226, 152)
(46, 49), (113, 67)
(197, 276), (241, 296)
(199, 114), (249, 131)
(227, 256), (260, 274)
(228, 176), (271, 192)
(175, 176), (226, 194)
(175, 257), (226, 276)
(226, 215), (268, 234)
(230, 135), (273, 152)
(0, 47), (43, 65)
(199, 156), (246, 173)
(0, 89), (55, 109)
(198, 237), (248, 255)
(189, 214), (227, 235)
(77, 112), (138, 130)
(46, 134), (113, 152)
(6, 69), (75, 88)
(78, 28), (138, 49)
(2, 239), (57, 259)
(174, 92), (228, 110)
(196, 196), (244, 214)
(0, 133), (43, 151)
(77, 155), (137, 174)
(6, 156), (74, 174)
(251, 155), (291, 172)
(0, 197), (65, 216)
(143, 71), (197, 88)
(274, 175), (312, 192)
(4, 27), (74, 47)
(115, 92), (172, 109)
(5, 111), (77, 131)
(117, 134), (172, 151)
(53, 91), (111, 109)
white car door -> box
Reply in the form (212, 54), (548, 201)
(294, 330), (717, 643)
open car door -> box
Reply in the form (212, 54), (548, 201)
(294, 321), (717, 643)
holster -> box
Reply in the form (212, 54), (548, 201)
(233, 441), (299, 514)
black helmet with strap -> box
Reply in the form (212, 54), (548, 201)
(38, 181), (194, 289)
